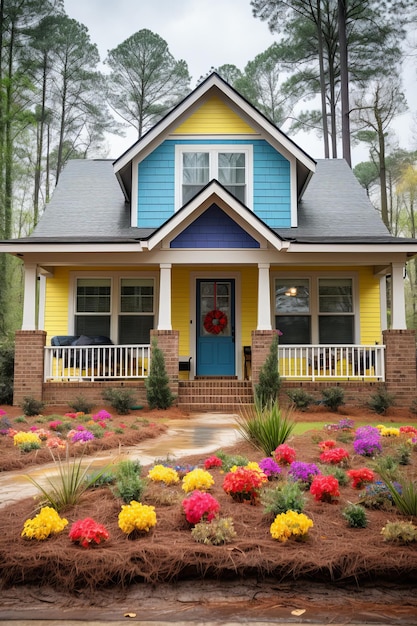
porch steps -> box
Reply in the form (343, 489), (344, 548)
(178, 377), (253, 412)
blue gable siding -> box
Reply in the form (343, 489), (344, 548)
(170, 204), (260, 248)
(136, 139), (291, 228)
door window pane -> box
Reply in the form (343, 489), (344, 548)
(200, 281), (231, 337)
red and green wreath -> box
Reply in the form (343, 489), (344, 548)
(204, 309), (228, 335)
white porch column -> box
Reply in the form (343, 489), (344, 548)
(257, 263), (272, 330)
(391, 262), (407, 329)
(379, 275), (387, 331)
(158, 263), (172, 330)
(21, 263), (38, 330)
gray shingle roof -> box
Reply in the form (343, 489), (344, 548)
(25, 156), (399, 244)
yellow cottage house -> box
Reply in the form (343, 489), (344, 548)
(1, 73), (417, 409)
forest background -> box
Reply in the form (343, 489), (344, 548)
(0, 0), (417, 358)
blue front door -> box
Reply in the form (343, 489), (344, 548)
(196, 279), (235, 376)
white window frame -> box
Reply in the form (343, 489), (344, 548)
(272, 272), (359, 344)
(175, 144), (253, 211)
(69, 271), (159, 342)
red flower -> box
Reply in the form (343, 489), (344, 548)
(347, 468), (375, 489)
(318, 439), (336, 450)
(310, 475), (340, 502)
(204, 455), (222, 470)
(274, 444), (296, 465)
(319, 447), (349, 465)
(222, 467), (267, 504)
(182, 490), (220, 525)
(69, 517), (109, 548)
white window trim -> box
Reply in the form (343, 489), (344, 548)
(272, 272), (359, 343)
(175, 144), (253, 211)
(69, 271), (159, 342)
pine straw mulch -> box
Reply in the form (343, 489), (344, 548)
(1, 422), (417, 592)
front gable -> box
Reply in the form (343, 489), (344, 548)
(114, 73), (315, 236)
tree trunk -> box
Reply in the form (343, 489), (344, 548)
(316, 0), (329, 158)
(338, 0), (351, 166)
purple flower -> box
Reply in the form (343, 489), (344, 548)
(353, 425), (382, 456)
(71, 430), (95, 443)
(289, 461), (321, 484)
(259, 457), (282, 478)
(338, 418), (354, 430)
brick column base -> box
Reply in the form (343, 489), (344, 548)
(251, 330), (277, 386)
(383, 329), (416, 406)
(150, 330), (179, 403)
(13, 330), (47, 406)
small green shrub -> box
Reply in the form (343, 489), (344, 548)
(14, 415), (27, 423)
(214, 450), (248, 473)
(191, 517), (237, 545)
(0, 341), (14, 405)
(102, 388), (135, 415)
(254, 333), (281, 408)
(395, 442), (412, 466)
(323, 466), (349, 487)
(373, 456), (399, 481)
(381, 520), (417, 543)
(68, 395), (96, 414)
(145, 338), (175, 409)
(286, 388), (315, 411)
(342, 503), (368, 528)
(366, 386), (395, 415)
(235, 399), (295, 456)
(54, 421), (73, 435)
(321, 387), (344, 412)
(261, 481), (306, 517)
(20, 441), (42, 453)
(113, 459), (145, 503)
(336, 430), (354, 444)
(20, 396), (45, 417)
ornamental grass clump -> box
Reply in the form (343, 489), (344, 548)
(182, 468), (214, 493)
(353, 425), (382, 457)
(310, 474), (340, 503)
(378, 473), (417, 516)
(182, 490), (220, 525)
(68, 517), (110, 548)
(270, 510), (313, 542)
(235, 399), (295, 456)
(118, 501), (157, 535)
(148, 464), (180, 485)
(21, 506), (68, 540)
(223, 466), (267, 504)
(347, 468), (375, 489)
(191, 517), (237, 545)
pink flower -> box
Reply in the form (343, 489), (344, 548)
(273, 444), (296, 465)
(69, 517), (109, 548)
(182, 490), (220, 525)
(204, 455), (222, 470)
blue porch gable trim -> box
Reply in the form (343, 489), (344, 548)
(170, 204), (260, 248)
(136, 140), (291, 229)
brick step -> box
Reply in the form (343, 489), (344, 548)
(178, 379), (254, 411)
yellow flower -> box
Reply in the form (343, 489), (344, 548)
(380, 426), (400, 437)
(13, 431), (42, 448)
(147, 464), (179, 485)
(270, 511), (313, 542)
(182, 468), (214, 493)
(118, 501), (157, 534)
(21, 507), (68, 540)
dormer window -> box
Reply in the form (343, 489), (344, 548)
(176, 145), (252, 209)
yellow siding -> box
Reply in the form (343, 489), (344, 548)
(44, 268), (70, 341)
(173, 96), (256, 135)
(172, 267), (191, 355)
(240, 267), (257, 347)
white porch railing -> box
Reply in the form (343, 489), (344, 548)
(278, 344), (385, 381)
(44, 344), (151, 381)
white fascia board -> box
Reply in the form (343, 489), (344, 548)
(287, 242), (417, 255)
(113, 74), (316, 176)
(0, 242), (145, 254)
(145, 182), (288, 252)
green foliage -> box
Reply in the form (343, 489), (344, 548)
(0, 342), (14, 405)
(113, 459), (145, 503)
(323, 466), (349, 487)
(366, 386), (395, 414)
(373, 456), (399, 481)
(213, 450), (249, 473)
(395, 442), (412, 466)
(53, 421), (73, 435)
(381, 521), (417, 544)
(67, 395), (96, 414)
(261, 481), (306, 517)
(14, 415), (27, 423)
(235, 399), (295, 456)
(102, 388), (135, 415)
(191, 517), (237, 545)
(379, 474), (417, 516)
(286, 388), (315, 411)
(410, 398), (417, 415)
(20, 396), (45, 417)
(145, 338), (175, 410)
(25, 446), (111, 511)
(321, 387), (344, 412)
(20, 441), (42, 453)
(342, 503), (368, 528)
(254, 334), (281, 408)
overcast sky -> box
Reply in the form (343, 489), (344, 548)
(64, 0), (416, 164)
